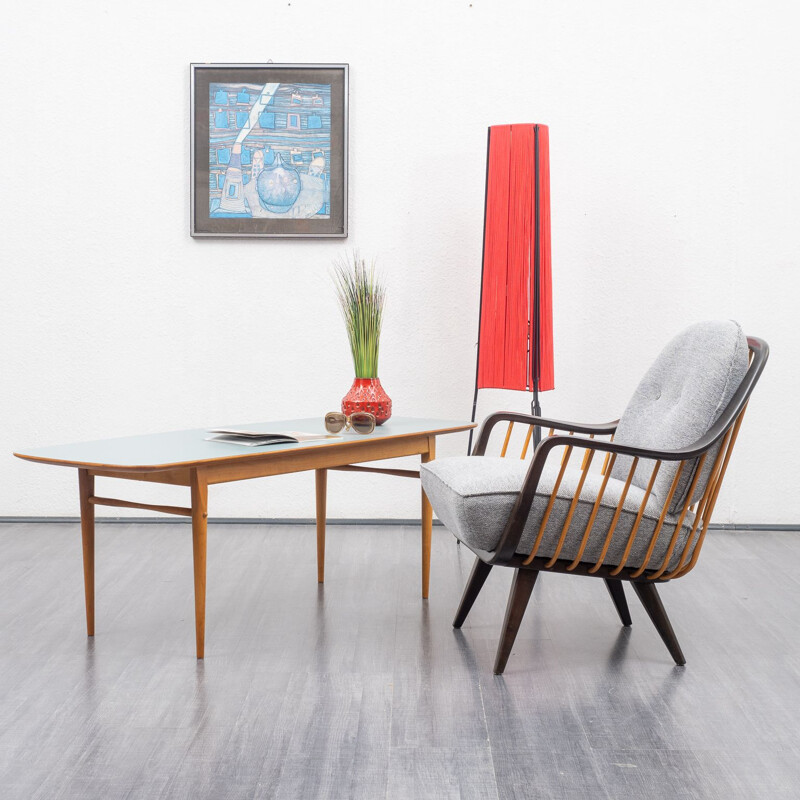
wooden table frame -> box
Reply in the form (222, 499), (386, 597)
(17, 422), (472, 658)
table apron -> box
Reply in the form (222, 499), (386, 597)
(87, 434), (435, 487)
(89, 468), (192, 486)
(202, 435), (435, 484)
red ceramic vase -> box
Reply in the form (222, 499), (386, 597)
(341, 378), (392, 425)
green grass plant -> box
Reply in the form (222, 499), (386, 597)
(332, 251), (386, 379)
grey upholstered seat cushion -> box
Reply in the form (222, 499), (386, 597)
(610, 320), (749, 513)
(421, 456), (695, 572)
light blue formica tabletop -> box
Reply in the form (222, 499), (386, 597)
(14, 417), (475, 472)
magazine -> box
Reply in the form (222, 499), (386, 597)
(205, 428), (340, 447)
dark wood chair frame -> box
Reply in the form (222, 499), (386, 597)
(454, 337), (769, 674)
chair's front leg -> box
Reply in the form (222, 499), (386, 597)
(453, 557), (493, 628)
(494, 568), (539, 674)
(631, 582), (685, 665)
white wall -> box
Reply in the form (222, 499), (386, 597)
(2, 1), (798, 523)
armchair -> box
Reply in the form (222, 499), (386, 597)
(421, 321), (768, 674)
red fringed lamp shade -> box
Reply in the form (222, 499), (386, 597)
(477, 124), (554, 392)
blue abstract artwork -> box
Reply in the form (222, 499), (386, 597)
(208, 82), (331, 219)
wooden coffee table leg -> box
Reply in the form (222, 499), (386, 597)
(421, 438), (436, 599)
(78, 469), (95, 636)
(316, 469), (327, 583)
(190, 469), (208, 659)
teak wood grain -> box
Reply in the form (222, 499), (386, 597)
(78, 469), (94, 637)
(421, 437), (436, 600)
(14, 418), (474, 658)
(190, 469), (208, 659)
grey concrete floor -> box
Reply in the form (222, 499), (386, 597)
(0, 522), (798, 799)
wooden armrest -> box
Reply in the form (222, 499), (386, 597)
(472, 413), (618, 456)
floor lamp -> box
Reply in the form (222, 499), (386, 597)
(468, 123), (554, 454)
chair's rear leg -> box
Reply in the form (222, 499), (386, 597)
(494, 568), (539, 675)
(453, 557), (493, 628)
(604, 579), (632, 626)
(631, 582), (686, 666)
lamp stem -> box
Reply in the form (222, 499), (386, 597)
(468, 127), (493, 456)
(531, 387), (542, 448)
(531, 125), (543, 450)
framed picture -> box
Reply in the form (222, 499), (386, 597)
(190, 63), (348, 238)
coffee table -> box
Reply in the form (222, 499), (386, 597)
(14, 417), (474, 657)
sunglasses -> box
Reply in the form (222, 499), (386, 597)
(324, 411), (376, 435)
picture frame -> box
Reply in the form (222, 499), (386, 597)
(190, 63), (348, 238)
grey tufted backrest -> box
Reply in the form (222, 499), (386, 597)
(610, 320), (749, 514)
